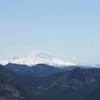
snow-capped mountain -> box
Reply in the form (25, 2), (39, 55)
(0, 60), (10, 65)
(0, 50), (75, 67)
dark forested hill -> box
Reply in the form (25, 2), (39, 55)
(0, 64), (100, 100)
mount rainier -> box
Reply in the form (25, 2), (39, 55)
(0, 50), (75, 67)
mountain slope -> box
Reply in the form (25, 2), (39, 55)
(0, 65), (23, 100)
(0, 65), (100, 100)
(0, 51), (75, 67)
(40, 68), (100, 100)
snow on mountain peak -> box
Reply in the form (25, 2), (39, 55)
(0, 50), (76, 67)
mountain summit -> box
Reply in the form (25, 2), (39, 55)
(0, 50), (75, 67)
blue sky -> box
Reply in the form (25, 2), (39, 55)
(0, 0), (100, 64)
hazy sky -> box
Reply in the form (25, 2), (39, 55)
(0, 0), (100, 64)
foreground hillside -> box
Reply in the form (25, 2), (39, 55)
(0, 64), (100, 100)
